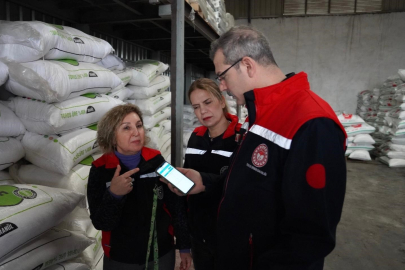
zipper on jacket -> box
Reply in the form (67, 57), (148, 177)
(217, 132), (246, 216)
(249, 233), (254, 270)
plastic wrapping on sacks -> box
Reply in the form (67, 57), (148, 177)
(142, 107), (171, 130)
(0, 102), (25, 137)
(107, 87), (132, 101)
(127, 75), (170, 99)
(22, 127), (99, 175)
(0, 21), (113, 63)
(127, 91), (171, 115)
(0, 184), (84, 259)
(9, 94), (123, 134)
(0, 171), (14, 185)
(0, 137), (24, 170)
(0, 228), (93, 270)
(127, 60), (168, 87)
(9, 152), (102, 208)
(96, 54), (125, 71)
(6, 60), (123, 103)
(0, 61), (8, 86)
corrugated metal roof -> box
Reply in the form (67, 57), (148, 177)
(224, 0), (405, 18)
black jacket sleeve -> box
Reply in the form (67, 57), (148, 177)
(87, 165), (127, 231)
(257, 118), (346, 268)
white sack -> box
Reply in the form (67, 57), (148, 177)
(348, 150), (371, 161)
(345, 123), (376, 136)
(337, 113), (365, 126)
(391, 137), (405, 145)
(0, 171), (14, 185)
(127, 75), (170, 99)
(0, 184), (84, 259)
(0, 102), (25, 137)
(10, 153), (101, 208)
(113, 69), (132, 86)
(96, 54), (125, 70)
(183, 105), (194, 114)
(22, 128), (99, 175)
(353, 134), (375, 144)
(6, 60), (122, 103)
(0, 137), (24, 170)
(92, 247), (104, 270)
(0, 61), (7, 86)
(347, 143), (374, 151)
(378, 156), (405, 167)
(0, 21), (113, 63)
(80, 227), (102, 266)
(127, 60), (168, 87)
(398, 69), (405, 82)
(107, 87), (132, 101)
(143, 107), (171, 129)
(45, 261), (90, 270)
(57, 208), (92, 235)
(0, 228), (93, 270)
(9, 94), (122, 134)
(127, 91), (171, 115)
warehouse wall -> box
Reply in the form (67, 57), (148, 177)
(236, 12), (405, 113)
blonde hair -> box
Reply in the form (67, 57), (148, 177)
(188, 78), (229, 115)
(97, 103), (147, 154)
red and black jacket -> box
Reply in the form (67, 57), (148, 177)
(183, 113), (242, 248)
(87, 147), (190, 264)
(202, 72), (347, 270)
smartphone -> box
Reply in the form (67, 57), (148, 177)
(156, 161), (195, 194)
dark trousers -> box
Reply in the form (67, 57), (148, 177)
(103, 249), (175, 270)
(191, 238), (217, 270)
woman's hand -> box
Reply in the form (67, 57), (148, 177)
(109, 165), (139, 196)
(160, 167), (205, 196)
(179, 252), (192, 270)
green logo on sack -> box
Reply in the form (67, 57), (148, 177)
(0, 186), (37, 207)
(79, 155), (95, 166)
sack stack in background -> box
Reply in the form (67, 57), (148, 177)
(337, 112), (376, 161)
(0, 21), (133, 268)
(123, 59), (172, 159)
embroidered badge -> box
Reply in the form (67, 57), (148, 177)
(251, 144), (268, 168)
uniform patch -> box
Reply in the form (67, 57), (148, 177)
(220, 166), (228, 175)
(251, 144), (268, 167)
(306, 164), (326, 189)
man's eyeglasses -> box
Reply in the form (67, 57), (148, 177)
(216, 58), (243, 83)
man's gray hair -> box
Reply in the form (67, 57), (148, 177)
(209, 26), (277, 68)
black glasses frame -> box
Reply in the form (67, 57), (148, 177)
(216, 58), (243, 83)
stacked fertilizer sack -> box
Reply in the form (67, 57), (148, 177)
(124, 60), (172, 160)
(0, 20), (130, 268)
(337, 112), (376, 161)
(372, 70), (405, 167)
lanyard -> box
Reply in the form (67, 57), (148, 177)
(145, 185), (159, 270)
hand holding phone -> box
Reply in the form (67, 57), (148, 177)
(156, 161), (195, 194)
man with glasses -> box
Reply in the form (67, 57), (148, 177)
(167, 26), (347, 270)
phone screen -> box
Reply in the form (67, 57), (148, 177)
(156, 161), (195, 194)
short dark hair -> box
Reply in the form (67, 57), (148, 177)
(210, 26), (277, 68)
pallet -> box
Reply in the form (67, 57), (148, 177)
(185, 0), (206, 20)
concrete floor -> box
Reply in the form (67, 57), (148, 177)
(176, 160), (405, 270)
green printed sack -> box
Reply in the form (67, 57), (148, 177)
(127, 91), (171, 116)
(127, 60), (168, 87)
(0, 184), (84, 259)
(9, 94), (122, 134)
(0, 227), (93, 270)
(127, 75), (170, 99)
(9, 152), (102, 208)
(142, 107), (171, 129)
(0, 137), (24, 170)
(0, 21), (113, 63)
(6, 60), (123, 103)
(22, 128), (99, 175)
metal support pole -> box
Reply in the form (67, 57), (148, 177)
(171, 0), (185, 166)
